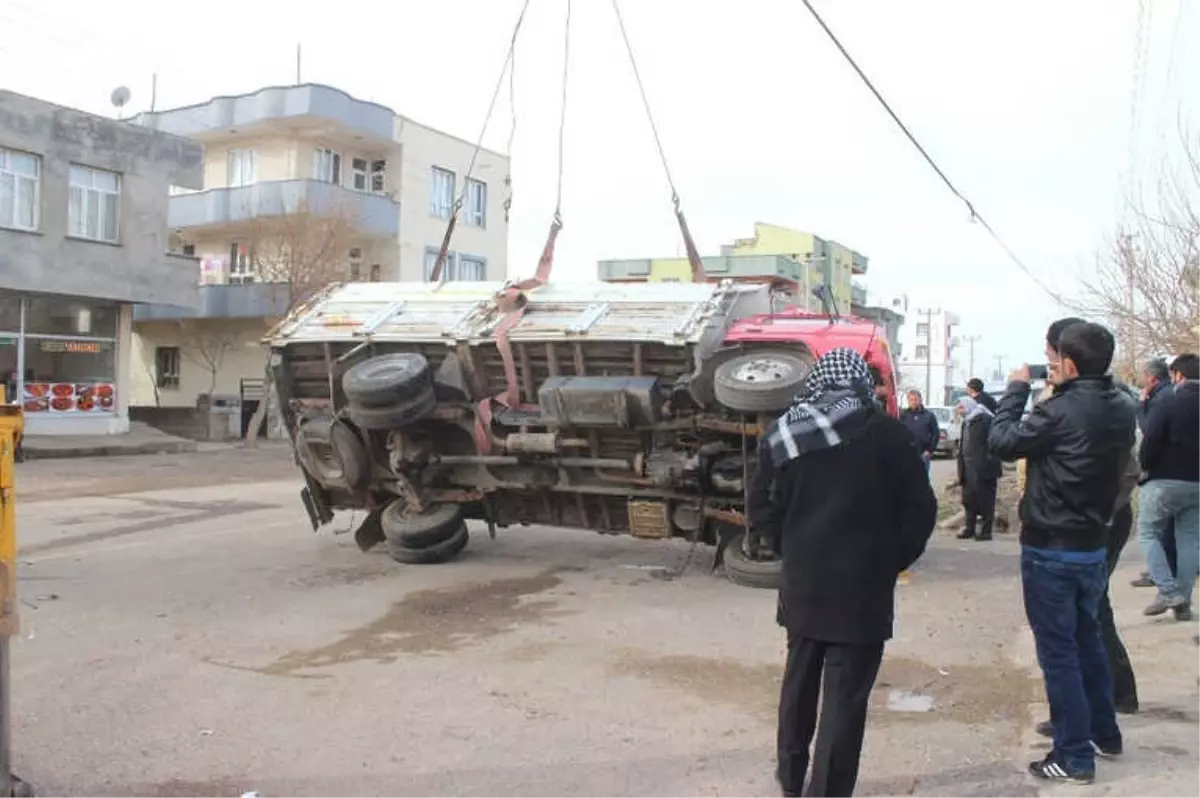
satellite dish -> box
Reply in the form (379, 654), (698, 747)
(111, 86), (131, 118)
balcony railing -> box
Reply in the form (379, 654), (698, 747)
(134, 282), (293, 321)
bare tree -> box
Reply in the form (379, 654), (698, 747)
(179, 320), (239, 400)
(240, 201), (357, 446)
(1068, 131), (1200, 379)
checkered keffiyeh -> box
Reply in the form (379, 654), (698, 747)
(766, 347), (873, 466)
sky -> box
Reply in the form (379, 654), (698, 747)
(1, 0), (1195, 372)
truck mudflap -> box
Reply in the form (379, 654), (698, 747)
(300, 474), (334, 532)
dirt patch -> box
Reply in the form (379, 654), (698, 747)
(500, 640), (565, 663)
(282, 561), (397, 590)
(129, 778), (247, 797)
(1137, 704), (1199, 724)
(209, 569), (571, 678)
(610, 649), (1040, 731)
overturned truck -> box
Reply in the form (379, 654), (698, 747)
(267, 278), (894, 588)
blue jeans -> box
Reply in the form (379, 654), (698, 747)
(1021, 546), (1121, 771)
(1138, 480), (1200, 603)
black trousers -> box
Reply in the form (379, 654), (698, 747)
(962, 478), (998, 538)
(1101, 504), (1138, 708)
(777, 633), (883, 797)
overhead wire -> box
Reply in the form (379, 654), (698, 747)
(610, 0), (680, 203)
(798, 0), (1060, 301)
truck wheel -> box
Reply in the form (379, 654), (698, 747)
(723, 531), (783, 589)
(381, 501), (464, 549)
(347, 387), (436, 430)
(295, 415), (370, 491)
(714, 351), (811, 413)
(343, 353), (432, 407)
(387, 523), (469, 565)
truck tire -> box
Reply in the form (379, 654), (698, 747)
(714, 351), (811, 413)
(381, 501), (464, 549)
(342, 353), (432, 407)
(347, 387), (436, 430)
(295, 415), (371, 491)
(386, 523), (469, 565)
(723, 531), (783, 589)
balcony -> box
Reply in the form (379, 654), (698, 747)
(134, 283), (293, 322)
(135, 83), (395, 145)
(168, 180), (400, 237)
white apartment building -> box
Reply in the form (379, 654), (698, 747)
(894, 301), (962, 407)
(126, 83), (510, 437)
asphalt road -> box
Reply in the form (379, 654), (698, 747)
(9, 452), (1198, 797)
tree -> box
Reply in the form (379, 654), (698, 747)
(1068, 132), (1199, 379)
(179, 320), (239, 400)
(240, 202), (357, 446)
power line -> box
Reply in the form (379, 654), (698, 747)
(798, 0), (1060, 302)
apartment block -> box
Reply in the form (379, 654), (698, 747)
(0, 89), (202, 435)
(127, 84), (510, 435)
(895, 303), (962, 406)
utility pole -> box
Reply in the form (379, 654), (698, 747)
(964, 334), (982, 380)
(296, 43), (303, 84)
(993, 354), (1005, 383)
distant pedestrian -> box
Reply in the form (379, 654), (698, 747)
(750, 347), (937, 797)
(954, 396), (1001, 541)
(1132, 357), (1178, 588)
(990, 319), (1134, 784)
(1136, 353), (1200, 620)
(899, 390), (940, 473)
(966, 377), (999, 414)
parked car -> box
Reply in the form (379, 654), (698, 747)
(928, 405), (959, 457)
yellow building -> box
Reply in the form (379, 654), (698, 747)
(722, 222), (867, 313)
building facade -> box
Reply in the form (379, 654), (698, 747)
(597, 222), (869, 314)
(895, 304), (961, 406)
(128, 84), (510, 427)
(0, 90), (203, 435)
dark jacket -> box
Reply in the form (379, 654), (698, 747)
(900, 406), (940, 455)
(1137, 381), (1171, 431)
(989, 376), (1135, 552)
(973, 391), (1000, 414)
(957, 412), (1002, 487)
(1140, 381), (1199, 483)
(749, 408), (937, 644)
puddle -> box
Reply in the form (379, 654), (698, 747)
(886, 688), (934, 712)
(207, 568), (573, 678)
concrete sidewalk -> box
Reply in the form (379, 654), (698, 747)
(20, 422), (196, 460)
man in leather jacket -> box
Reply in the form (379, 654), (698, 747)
(989, 320), (1135, 785)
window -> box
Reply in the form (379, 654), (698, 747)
(351, 158), (369, 191)
(6, 297), (118, 414)
(369, 264), (381, 282)
(915, 322), (930, 337)
(155, 347), (181, 389)
(465, 178), (486, 227)
(227, 148), (256, 187)
(457, 255), (486, 281)
(0, 147), (40, 231)
(229, 242), (255, 284)
(348, 247), (363, 281)
(430, 167), (455, 218)
(370, 160), (386, 193)
(424, 248), (455, 281)
(313, 148), (341, 184)
(915, 345), (930, 360)
(68, 164), (120, 242)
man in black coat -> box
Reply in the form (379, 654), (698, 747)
(899, 389), (940, 473)
(749, 347), (937, 797)
(966, 377), (1000, 414)
(953, 395), (1001, 540)
(989, 321), (1134, 784)
(1132, 357), (1178, 588)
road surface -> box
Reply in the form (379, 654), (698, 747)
(9, 451), (1197, 796)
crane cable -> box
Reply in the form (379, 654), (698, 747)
(610, 0), (706, 283)
(799, 0), (1060, 302)
(430, 0), (531, 285)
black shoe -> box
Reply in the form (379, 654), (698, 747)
(1145, 593), (1189, 616)
(1028, 753), (1094, 784)
(974, 533), (992, 541)
(956, 528), (975, 540)
(1114, 698), (1139, 715)
(1036, 720), (1053, 738)
(1131, 573), (1155, 588)
(1093, 738), (1123, 758)
(1173, 604), (1194, 622)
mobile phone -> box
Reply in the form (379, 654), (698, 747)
(1028, 364), (1049, 380)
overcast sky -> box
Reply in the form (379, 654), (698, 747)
(2, 0), (1195, 371)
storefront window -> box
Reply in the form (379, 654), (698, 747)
(0, 297), (19, 333)
(23, 296), (118, 338)
(4, 296), (118, 415)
